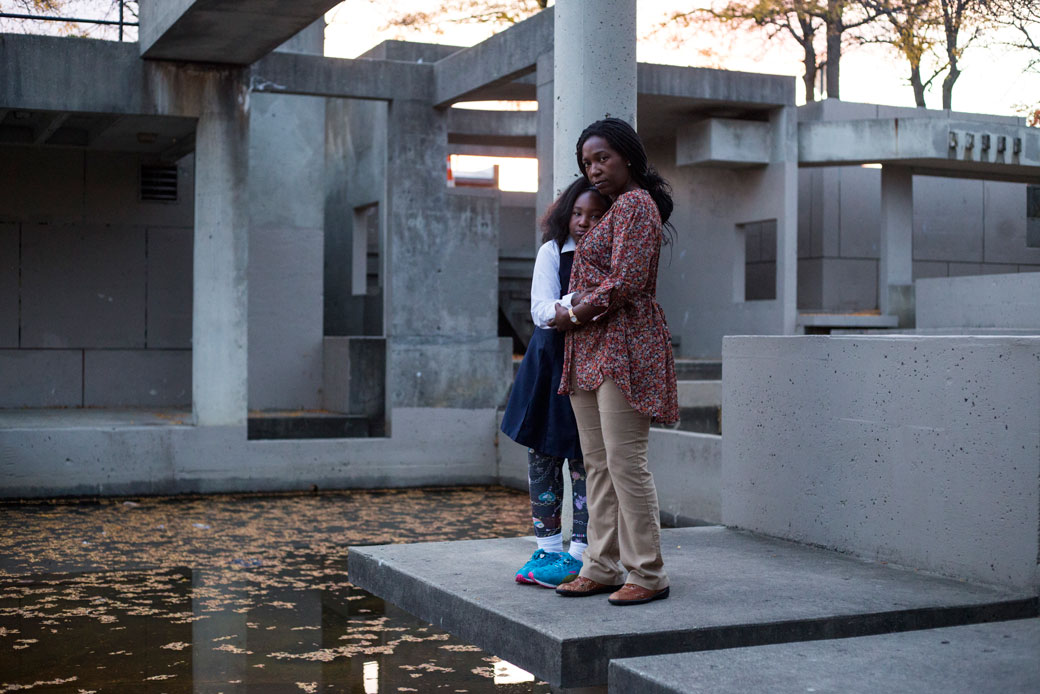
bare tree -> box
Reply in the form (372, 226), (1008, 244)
(982, 0), (1040, 70)
(856, 0), (941, 106)
(935, 0), (988, 109)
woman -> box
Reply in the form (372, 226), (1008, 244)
(550, 117), (679, 606)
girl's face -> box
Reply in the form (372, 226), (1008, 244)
(570, 190), (608, 241)
(581, 135), (635, 199)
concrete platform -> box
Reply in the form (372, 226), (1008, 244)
(610, 617), (1040, 693)
(348, 526), (1037, 690)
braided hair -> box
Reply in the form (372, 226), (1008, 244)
(540, 177), (611, 248)
(575, 117), (675, 238)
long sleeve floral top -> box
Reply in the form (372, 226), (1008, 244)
(558, 188), (679, 424)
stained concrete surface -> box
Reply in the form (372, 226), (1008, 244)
(349, 526), (1037, 690)
(609, 618), (1040, 694)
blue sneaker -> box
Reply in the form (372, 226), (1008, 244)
(515, 549), (560, 584)
(529, 553), (582, 588)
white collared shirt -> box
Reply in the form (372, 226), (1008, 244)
(530, 237), (577, 329)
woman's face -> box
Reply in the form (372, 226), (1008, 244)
(569, 190), (608, 242)
(581, 135), (634, 199)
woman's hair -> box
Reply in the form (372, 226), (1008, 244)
(575, 117), (675, 234)
(540, 177), (611, 247)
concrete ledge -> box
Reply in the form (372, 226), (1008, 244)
(677, 380), (721, 408)
(916, 272), (1040, 330)
(347, 526), (1036, 690)
(610, 618), (1040, 694)
(797, 312), (900, 328)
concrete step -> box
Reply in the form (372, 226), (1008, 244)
(653, 406), (721, 435)
(610, 617), (1040, 694)
(348, 526), (1037, 691)
(673, 359), (721, 381)
(246, 411), (382, 439)
(676, 379), (721, 408)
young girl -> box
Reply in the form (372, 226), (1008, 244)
(500, 178), (611, 588)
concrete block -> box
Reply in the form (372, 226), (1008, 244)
(676, 118), (771, 168)
(147, 227), (193, 349)
(0, 147), (84, 223)
(248, 226), (324, 410)
(839, 166), (880, 257)
(651, 430), (722, 526)
(0, 349), (81, 407)
(348, 526), (1035, 690)
(914, 177), (984, 262)
(913, 260), (948, 279)
(21, 224), (146, 348)
(610, 619), (1040, 694)
(917, 273), (1040, 329)
(0, 224), (17, 348)
(947, 262), (1019, 277)
(797, 258), (823, 309)
(822, 257), (878, 311)
(322, 336), (386, 418)
(722, 335), (1040, 591)
(984, 181), (1040, 265)
(388, 337), (511, 409)
(84, 350), (191, 407)
(676, 380), (722, 408)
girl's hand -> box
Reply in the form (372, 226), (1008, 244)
(551, 303), (573, 332)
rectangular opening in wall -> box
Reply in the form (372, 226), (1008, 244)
(351, 203), (383, 336)
(1027, 185), (1040, 249)
(140, 165), (178, 202)
(738, 219), (777, 301)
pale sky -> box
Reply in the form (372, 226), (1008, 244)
(323, 1), (1039, 192)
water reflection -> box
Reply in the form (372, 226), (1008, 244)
(0, 488), (551, 692)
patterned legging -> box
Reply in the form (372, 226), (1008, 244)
(528, 450), (588, 544)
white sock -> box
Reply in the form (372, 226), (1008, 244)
(568, 541), (587, 562)
(536, 533), (563, 554)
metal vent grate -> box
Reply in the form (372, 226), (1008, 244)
(140, 165), (178, 202)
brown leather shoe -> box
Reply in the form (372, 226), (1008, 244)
(555, 576), (624, 597)
(607, 583), (670, 606)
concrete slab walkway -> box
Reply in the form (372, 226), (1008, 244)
(348, 526), (1038, 690)
(610, 617), (1040, 693)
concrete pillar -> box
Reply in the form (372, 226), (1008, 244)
(193, 70), (250, 426)
(879, 165), (914, 326)
(536, 50), (554, 245)
(552, 0), (637, 194)
(772, 106), (799, 335)
(384, 99), (508, 412)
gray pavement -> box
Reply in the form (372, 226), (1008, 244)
(348, 526), (1038, 689)
(610, 617), (1040, 693)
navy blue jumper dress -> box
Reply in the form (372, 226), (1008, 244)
(500, 249), (582, 460)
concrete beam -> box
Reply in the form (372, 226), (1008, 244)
(249, 52), (433, 101)
(32, 112), (68, 145)
(799, 118), (1040, 183)
(676, 117), (771, 168)
(446, 109), (536, 148)
(432, 7), (553, 107)
(638, 63), (794, 107)
(139, 0), (340, 65)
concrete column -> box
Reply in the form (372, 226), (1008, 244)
(193, 70), (250, 426)
(879, 165), (914, 325)
(772, 106), (799, 335)
(384, 99), (508, 412)
(536, 50), (554, 246)
(552, 0), (637, 194)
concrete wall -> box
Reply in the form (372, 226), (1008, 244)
(721, 335), (1040, 592)
(0, 145), (194, 408)
(1, 407), (500, 497)
(655, 136), (789, 357)
(917, 272), (1040, 329)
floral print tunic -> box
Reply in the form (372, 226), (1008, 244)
(559, 188), (679, 424)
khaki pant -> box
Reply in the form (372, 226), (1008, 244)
(569, 376), (668, 590)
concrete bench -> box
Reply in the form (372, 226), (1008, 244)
(610, 617), (1040, 693)
(348, 526), (1037, 692)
